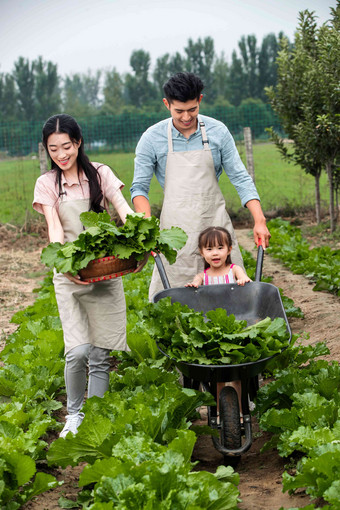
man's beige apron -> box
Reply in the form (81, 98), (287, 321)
(149, 118), (245, 299)
(53, 186), (127, 355)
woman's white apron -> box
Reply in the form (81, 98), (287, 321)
(149, 117), (244, 299)
(53, 185), (127, 354)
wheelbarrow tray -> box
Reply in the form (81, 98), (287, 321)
(153, 280), (292, 383)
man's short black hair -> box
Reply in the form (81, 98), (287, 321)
(163, 72), (204, 103)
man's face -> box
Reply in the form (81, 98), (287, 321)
(163, 95), (203, 137)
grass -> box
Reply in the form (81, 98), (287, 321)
(0, 143), (330, 225)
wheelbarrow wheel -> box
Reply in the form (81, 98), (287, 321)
(219, 386), (241, 467)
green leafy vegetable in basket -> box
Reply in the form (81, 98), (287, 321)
(41, 211), (187, 275)
(139, 297), (290, 365)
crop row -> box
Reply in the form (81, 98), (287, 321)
(266, 218), (340, 296)
(0, 266), (241, 509)
(0, 244), (332, 509)
(256, 342), (340, 510)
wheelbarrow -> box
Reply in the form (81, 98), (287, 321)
(151, 245), (292, 466)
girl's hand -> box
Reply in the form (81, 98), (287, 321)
(185, 274), (203, 287)
(64, 272), (90, 285)
(236, 276), (251, 286)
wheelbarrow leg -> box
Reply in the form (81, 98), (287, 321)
(183, 376), (200, 390)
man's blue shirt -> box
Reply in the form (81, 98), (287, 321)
(130, 114), (260, 207)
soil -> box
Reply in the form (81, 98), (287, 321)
(1, 222), (339, 510)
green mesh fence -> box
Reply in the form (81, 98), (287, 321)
(0, 104), (284, 157)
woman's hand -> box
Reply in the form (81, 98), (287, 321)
(133, 252), (150, 273)
(64, 272), (90, 285)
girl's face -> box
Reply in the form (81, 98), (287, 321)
(47, 133), (81, 175)
(201, 242), (231, 269)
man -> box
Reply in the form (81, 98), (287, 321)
(130, 72), (270, 298)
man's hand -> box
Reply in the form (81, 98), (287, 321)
(253, 221), (271, 248)
(245, 199), (271, 248)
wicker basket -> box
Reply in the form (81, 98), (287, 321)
(79, 255), (138, 283)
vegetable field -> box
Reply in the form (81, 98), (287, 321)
(1, 220), (340, 509)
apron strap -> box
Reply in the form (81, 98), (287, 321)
(167, 116), (210, 152)
(167, 120), (174, 153)
(198, 117), (210, 151)
(59, 177), (67, 201)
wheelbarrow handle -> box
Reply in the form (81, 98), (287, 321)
(254, 240), (264, 282)
(151, 251), (171, 290)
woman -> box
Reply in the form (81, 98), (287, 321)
(33, 114), (133, 438)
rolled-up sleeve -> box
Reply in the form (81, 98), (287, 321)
(130, 133), (156, 201)
(221, 128), (260, 207)
(33, 174), (58, 214)
(98, 164), (124, 203)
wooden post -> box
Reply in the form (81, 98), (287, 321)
(243, 127), (255, 183)
(38, 142), (48, 174)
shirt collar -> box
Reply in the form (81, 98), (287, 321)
(60, 168), (89, 186)
(171, 118), (201, 139)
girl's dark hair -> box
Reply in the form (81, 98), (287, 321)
(163, 72), (204, 103)
(42, 114), (104, 213)
(198, 226), (232, 268)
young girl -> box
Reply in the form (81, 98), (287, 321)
(186, 226), (251, 414)
(186, 226), (251, 288)
(33, 114), (135, 438)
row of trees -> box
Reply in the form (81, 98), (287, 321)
(0, 33), (288, 122)
(267, 4), (340, 232)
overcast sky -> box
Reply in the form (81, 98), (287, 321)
(0, 0), (336, 77)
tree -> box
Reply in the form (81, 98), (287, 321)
(258, 33), (284, 101)
(12, 57), (35, 121)
(153, 52), (186, 98)
(34, 56), (61, 120)
(238, 35), (259, 98)
(266, 4), (340, 230)
(63, 71), (101, 117)
(125, 50), (157, 108)
(0, 73), (17, 121)
(184, 37), (215, 102)
(211, 52), (230, 101)
(102, 68), (124, 114)
(228, 49), (247, 106)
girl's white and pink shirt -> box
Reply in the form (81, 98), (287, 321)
(203, 264), (235, 285)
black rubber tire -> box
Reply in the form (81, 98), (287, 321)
(219, 386), (242, 467)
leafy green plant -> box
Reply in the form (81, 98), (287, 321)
(47, 363), (215, 468)
(139, 297), (290, 365)
(59, 432), (240, 509)
(41, 212), (188, 275)
(255, 356), (340, 506)
(0, 274), (64, 508)
(267, 218), (340, 296)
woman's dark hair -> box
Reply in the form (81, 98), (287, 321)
(198, 226), (232, 268)
(163, 72), (204, 103)
(42, 114), (104, 213)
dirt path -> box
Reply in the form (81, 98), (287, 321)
(1, 226), (339, 509)
(0, 225), (47, 351)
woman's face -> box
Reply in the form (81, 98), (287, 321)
(47, 132), (81, 175)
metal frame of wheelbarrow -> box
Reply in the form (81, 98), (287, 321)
(151, 245), (292, 464)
